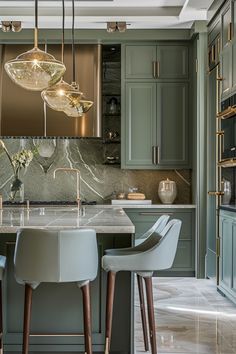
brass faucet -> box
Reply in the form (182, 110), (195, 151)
(53, 168), (81, 208)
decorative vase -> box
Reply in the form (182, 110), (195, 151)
(9, 176), (24, 203)
(158, 178), (177, 204)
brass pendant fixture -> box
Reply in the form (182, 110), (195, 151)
(4, 0), (66, 91)
(41, 0), (75, 111)
(63, 0), (93, 118)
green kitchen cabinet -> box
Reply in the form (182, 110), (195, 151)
(125, 44), (189, 80)
(221, 43), (232, 98)
(124, 208), (195, 276)
(122, 82), (189, 169)
(124, 82), (156, 167)
(218, 209), (236, 304)
(125, 45), (156, 79)
(232, 1), (236, 92)
(219, 1), (235, 98)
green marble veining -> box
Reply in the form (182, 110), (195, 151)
(0, 138), (191, 204)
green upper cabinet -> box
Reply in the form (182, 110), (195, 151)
(156, 45), (188, 79)
(219, 1), (235, 99)
(125, 44), (189, 80)
(122, 42), (190, 169)
(122, 81), (189, 169)
(232, 1), (236, 92)
(125, 45), (156, 79)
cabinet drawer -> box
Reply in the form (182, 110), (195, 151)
(125, 210), (194, 240)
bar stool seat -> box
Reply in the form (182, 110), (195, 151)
(14, 228), (98, 354)
(102, 219), (182, 354)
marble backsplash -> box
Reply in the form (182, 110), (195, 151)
(0, 138), (191, 204)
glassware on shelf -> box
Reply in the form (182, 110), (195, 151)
(108, 97), (119, 114)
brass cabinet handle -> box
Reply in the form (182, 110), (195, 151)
(217, 37), (221, 54)
(139, 212), (173, 216)
(211, 45), (215, 63)
(228, 22), (232, 42)
(152, 61), (156, 78)
(216, 131), (224, 156)
(152, 146), (157, 164)
(156, 61), (160, 78)
(208, 191), (224, 196)
(156, 146), (160, 164)
(216, 77), (224, 81)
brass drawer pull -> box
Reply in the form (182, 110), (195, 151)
(152, 146), (157, 165)
(208, 191), (224, 196)
(152, 61), (156, 78)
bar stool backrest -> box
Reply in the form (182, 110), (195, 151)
(14, 228), (98, 287)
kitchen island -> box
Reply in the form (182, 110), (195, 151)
(0, 206), (135, 354)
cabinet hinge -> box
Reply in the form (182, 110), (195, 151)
(195, 59), (198, 73)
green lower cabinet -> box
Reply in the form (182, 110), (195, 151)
(219, 209), (236, 304)
(124, 208), (195, 276)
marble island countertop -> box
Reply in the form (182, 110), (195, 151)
(0, 206), (135, 234)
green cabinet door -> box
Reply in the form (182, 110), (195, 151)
(123, 82), (157, 167)
(156, 45), (189, 79)
(125, 45), (156, 79)
(232, 37), (236, 92)
(222, 4), (232, 48)
(220, 217), (233, 290)
(156, 82), (188, 167)
(206, 66), (218, 280)
(221, 44), (232, 98)
(232, 222), (236, 293)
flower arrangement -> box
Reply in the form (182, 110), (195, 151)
(0, 140), (36, 201)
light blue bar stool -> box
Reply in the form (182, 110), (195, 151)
(103, 214), (170, 351)
(102, 219), (182, 354)
(0, 256), (6, 354)
(14, 228), (98, 354)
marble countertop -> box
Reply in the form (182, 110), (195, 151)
(0, 206), (135, 234)
(104, 204), (196, 209)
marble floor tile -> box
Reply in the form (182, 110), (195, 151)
(135, 278), (236, 354)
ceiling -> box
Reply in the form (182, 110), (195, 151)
(0, 0), (215, 30)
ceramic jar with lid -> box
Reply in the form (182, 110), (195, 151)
(158, 178), (177, 204)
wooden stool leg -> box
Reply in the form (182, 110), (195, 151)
(81, 283), (92, 354)
(144, 277), (157, 354)
(0, 281), (3, 354)
(105, 271), (116, 354)
(137, 275), (149, 351)
(23, 284), (33, 354)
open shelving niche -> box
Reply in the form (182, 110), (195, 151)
(102, 44), (121, 165)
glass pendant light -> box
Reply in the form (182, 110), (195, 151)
(4, 0), (66, 91)
(63, 0), (93, 118)
(41, 0), (76, 111)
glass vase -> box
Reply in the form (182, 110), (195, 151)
(9, 176), (24, 203)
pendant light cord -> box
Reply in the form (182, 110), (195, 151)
(62, 0), (65, 63)
(34, 0), (38, 47)
(72, 0), (76, 83)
